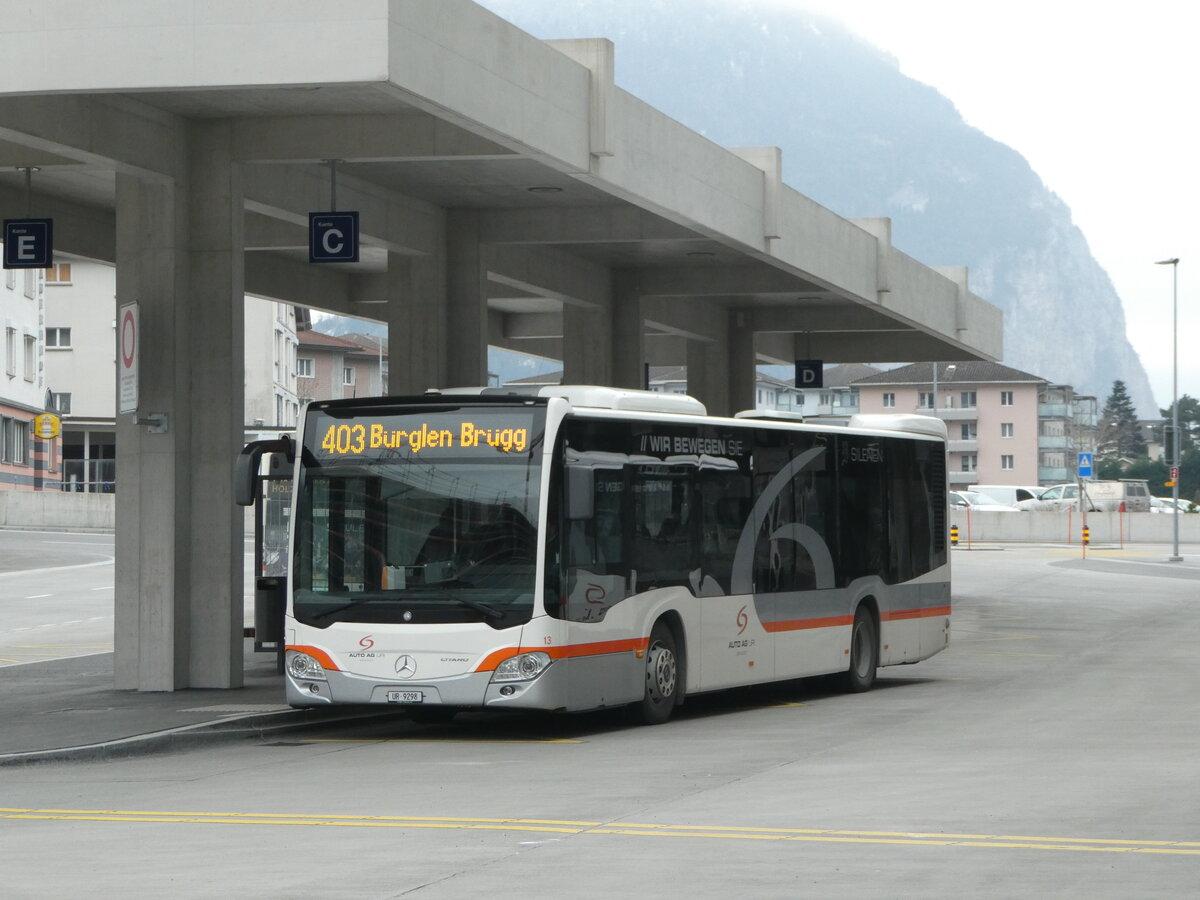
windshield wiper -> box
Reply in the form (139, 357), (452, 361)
(309, 598), (380, 621)
(450, 596), (506, 622)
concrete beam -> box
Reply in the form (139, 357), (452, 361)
(0, 95), (180, 180)
(0, 183), (115, 263)
(243, 163), (442, 257)
(229, 112), (515, 163)
(488, 244), (611, 309)
(476, 206), (698, 244)
(634, 265), (821, 297)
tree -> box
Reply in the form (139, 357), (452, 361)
(1097, 380), (1146, 460)
(1157, 394), (1200, 461)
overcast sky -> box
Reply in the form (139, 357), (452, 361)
(789, 0), (1197, 411)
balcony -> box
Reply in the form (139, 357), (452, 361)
(947, 439), (978, 453)
(1039, 403), (1069, 419)
(1039, 467), (1070, 483)
(929, 407), (978, 422)
(1038, 435), (1069, 450)
(948, 471), (978, 486)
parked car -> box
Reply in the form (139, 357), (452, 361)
(968, 484), (1044, 508)
(949, 490), (1019, 512)
(1150, 497), (1179, 514)
(1019, 480), (1151, 512)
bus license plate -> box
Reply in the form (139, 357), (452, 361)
(386, 690), (424, 704)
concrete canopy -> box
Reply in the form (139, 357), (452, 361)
(0, 0), (1001, 690)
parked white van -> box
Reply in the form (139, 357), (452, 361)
(968, 485), (1043, 508)
(1018, 480), (1151, 512)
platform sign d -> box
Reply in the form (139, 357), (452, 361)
(1077, 452), (1093, 478)
(795, 360), (824, 388)
(309, 211), (359, 263)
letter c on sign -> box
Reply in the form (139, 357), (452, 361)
(322, 228), (345, 255)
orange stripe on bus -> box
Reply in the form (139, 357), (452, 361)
(475, 637), (650, 672)
(761, 615), (853, 633)
(288, 645), (341, 671)
(882, 606), (952, 622)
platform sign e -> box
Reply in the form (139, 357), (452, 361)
(1077, 452), (1093, 478)
(309, 212), (359, 263)
(3, 218), (54, 268)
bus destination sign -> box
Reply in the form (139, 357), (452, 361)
(315, 414), (532, 458)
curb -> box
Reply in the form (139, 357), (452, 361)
(0, 707), (399, 767)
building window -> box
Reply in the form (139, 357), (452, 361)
(296, 358), (314, 378)
(960, 454), (977, 473)
(46, 327), (72, 349)
(23, 269), (36, 299)
(24, 334), (36, 381)
(882, 392), (895, 408)
(1000, 390), (1014, 406)
(51, 392), (72, 414)
(1, 417), (30, 465)
(1001, 422), (1014, 438)
(960, 423), (976, 440)
(960, 391), (977, 408)
(5, 327), (14, 376)
(1001, 455), (1014, 470)
(343, 367), (355, 386)
(918, 392), (933, 409)
(44, 263), (72, 284)
(4, 268), (14, 290)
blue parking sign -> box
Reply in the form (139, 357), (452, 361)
(4, 218), (54, 268)
(309, 212), (359, 263)
(1077, 452), (1093, 477)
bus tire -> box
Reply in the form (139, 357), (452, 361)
(631, 621), (680, 725)
(840, 605), (878, 693)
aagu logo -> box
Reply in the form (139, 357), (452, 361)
(736, 605), (748, 635)
(359, 635), (375, 650)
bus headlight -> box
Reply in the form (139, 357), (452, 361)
(492, 652), (552, 682)
(287, 651), (328, 682)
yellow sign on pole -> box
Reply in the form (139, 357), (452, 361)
(33, 413), (61, 439)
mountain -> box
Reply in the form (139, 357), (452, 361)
(477, 0), (1156, 415)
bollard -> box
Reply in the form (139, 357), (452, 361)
(950, 524), (959, 546)
(1082, 526), (1090, 546)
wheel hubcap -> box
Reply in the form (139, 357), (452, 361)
(647, 642), (676, 702)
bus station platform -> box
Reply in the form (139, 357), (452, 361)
(0, 646), (343, 766)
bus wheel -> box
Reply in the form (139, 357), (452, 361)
(631, 622), (679, 725)
(841, 606), (878, 693)
(407, 706), (458, 725)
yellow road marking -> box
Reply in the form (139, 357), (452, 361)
(1, 807), (1196, 855)
(304, 737), (584, 744)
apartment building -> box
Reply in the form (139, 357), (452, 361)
(295, 329), (385, 404)
(0, 260), (55, 490)
(854, 362), (1045, 487)
(36, 257), (302, 492)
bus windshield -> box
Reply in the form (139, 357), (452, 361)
(293, 404), (545, 629)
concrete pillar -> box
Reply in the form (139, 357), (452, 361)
(444, 211), (489, 387)
(686, 335), (730, 417)
(728, 311), (756, 415)
(113, 121), (245, 691)
(385, 249), (447, 395)
(562, 301), (612, 385)
(610, 270), (645, 389)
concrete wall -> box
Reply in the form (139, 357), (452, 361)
(950, 509), (1200, 545)
(0, 490), (114, 530)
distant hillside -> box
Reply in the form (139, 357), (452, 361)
(479, 0), (1156, 415)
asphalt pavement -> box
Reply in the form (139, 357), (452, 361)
(2, 534), (1197, 766)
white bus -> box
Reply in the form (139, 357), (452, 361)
(237, 385), (950, 724)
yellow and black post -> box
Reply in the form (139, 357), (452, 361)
(950, 524), (959, 547)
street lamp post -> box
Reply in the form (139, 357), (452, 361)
(1155, 257), (1181, 562)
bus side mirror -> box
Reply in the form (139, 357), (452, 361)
(235, 436), (295, 506)
(565, 466), (594, 520)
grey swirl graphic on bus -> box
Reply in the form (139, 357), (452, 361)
(729, 446), (834, 595)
